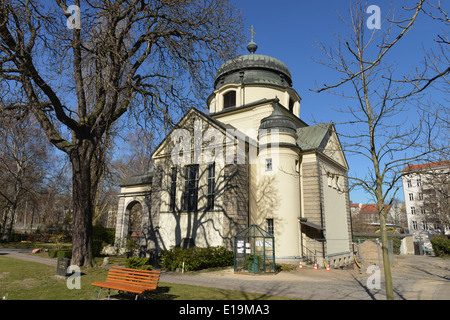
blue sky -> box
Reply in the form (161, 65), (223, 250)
(44, 1), (446, 205)
(234, 0), (448, 204)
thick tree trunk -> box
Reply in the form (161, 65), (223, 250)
(70, 143), (95, 267)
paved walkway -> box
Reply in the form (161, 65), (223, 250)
(0, 248), (57, 266)
(1, 248), (448, 300)
(159, 255), (450, 300)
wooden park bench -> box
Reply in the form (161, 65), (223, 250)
(91, 266), (162, 300)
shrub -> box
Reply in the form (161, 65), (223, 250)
(57, 250), (72, 259)
(276, 263), (297, 272)
(92, 224), (115, 245)
(91, 224), (116, 257)
(48, 249), (58, 258)
(246, 254), (263, 272)
(125, 238), (139, 257)
(392, 238), (401, 255)
(161, 246), (233, 272)
(125, 257), (153, 270)
(48, 249), (72, 259)
(92, 239), (104, 257)
(49, 234), (67, 249)
(430, 235), (450, 257)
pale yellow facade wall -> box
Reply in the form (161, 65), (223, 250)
(154, 160), (227, 214)
(320, 159), (351, 256)
(120, 185), (151, 195)
(151, 152), (230, 249)
(158, 212), (225, 249)
(209, 84), (300, 122)
(214, 103), (273, 140)
(253, 130), (301, 259)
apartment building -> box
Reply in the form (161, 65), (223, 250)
(401, 160), (450, 252)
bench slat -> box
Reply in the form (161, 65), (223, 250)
(91, 281), (156, 294)
(91, 266), (162, 299)
(111, 266), (161, 275)
(107, 276), (158, 284)
(107, 272), (159, 280)
(107, 272), (159, 281)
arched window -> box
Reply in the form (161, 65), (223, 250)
(223, 91), (236, 109)
(126, 201), (142, 239)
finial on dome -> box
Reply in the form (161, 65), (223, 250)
(247, 41), (258, 54)
(247, 25), (258, 54)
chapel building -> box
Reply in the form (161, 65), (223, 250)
(114, 40), (354, 267)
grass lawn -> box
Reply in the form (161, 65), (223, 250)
(0, 256), (293, 300)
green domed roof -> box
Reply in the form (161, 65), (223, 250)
(259, 102), (297, 134)
(214, 42), (293, 90)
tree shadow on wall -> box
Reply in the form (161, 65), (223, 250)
(140, 157), (250, 253)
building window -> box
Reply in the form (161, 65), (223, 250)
(289, 98), (294, 113)
(333, 176), (340, 190)
(411, 207), (416, 215)
(409, 193), (414, 201)
(223, 91), (236, 109)
(412, 221), (417, 230)
(417, 179), (421, 187)
(407, 179), (412, 188)
(418, 193), (423, 200)
(265, 158), (272, 171)
(182, 165), (199, 212)
(420, 207), (426, 215)
(266, 219), (274, 235)
(207, 163), (215, 210)
(169, 167), (177, 212)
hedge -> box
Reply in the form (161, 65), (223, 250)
(430, 235), (450, 257)
(92, 225), (115, 245)
(92, 224), (115, 257)
(48, 249), (72, 259)
(161, 246), (233, 272)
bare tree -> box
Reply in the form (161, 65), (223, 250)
(92, 127), (156, 226)
(0, 0), (245, 266)
(400, 0), (450, 97)
(0, 110), (49, 240)
(311, 0), (447, 300)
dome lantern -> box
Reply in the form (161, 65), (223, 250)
(214, 29), (293, 90)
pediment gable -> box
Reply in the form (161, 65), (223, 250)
(297, 123), (348, 170)
(152, 108), (249, 164)
(319, 126), (348, 170)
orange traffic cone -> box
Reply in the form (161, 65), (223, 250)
(313, 261), (318, 271)
(326, 262), (330, 272)
(298, 260), (303, 269)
